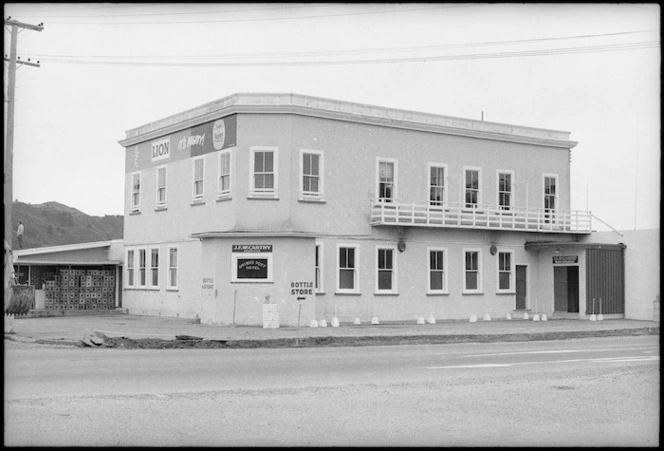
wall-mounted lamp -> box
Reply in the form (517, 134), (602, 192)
(398, 240), (407, 252)
(489, 244), (497, 255)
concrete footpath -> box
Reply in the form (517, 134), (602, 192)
(4, 311), (660, 349)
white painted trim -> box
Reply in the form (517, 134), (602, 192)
(166, 245), (179, 290)
(496, 169), (514, 211)
(376, 157), (398, 202)
(217, 149), (233, 197)
(299, 149), (324, 199)
(462, 248), (482, 293)
(462, 166), (482, 208)
(130, 171), (141, 212)
(249, 146), (279, 197)
(426, 247), (449, 294)
(427, 162), (449, 208)
(155, 165), (167, 208)
(375, 244), (398, 294)
(336, 243), (360, 294)
(496, 249), (515, 293)
(148, 246), (160, 289)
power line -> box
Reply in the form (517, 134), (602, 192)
(35, 40), (659, 67)
(11, 5), (466, 25)
(22, 29), (659, 61)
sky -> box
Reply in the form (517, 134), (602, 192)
(3, 3), (660, 232)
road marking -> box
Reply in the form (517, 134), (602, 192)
(462, 346), (659, 358)
(427, 355), (659, 370)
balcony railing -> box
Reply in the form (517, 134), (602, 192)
(370, 200), (592, 234)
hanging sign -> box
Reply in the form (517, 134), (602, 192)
(553, 255), (578, 264)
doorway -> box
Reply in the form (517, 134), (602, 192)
(554, 266), (579, 313)
(516, 265), (527, 310)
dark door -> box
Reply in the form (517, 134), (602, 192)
(567, 266), (579, 313)
(554, 266), (568, 312)
(516, 265), (527, 310)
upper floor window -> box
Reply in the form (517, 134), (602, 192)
(250, 147), (278, 197)
(544, 174), (557, 223)
(218, 150), (231, 197)
(463, 249), (482, 293)
(377, 158), (397, 203)
(498, 171), (513, 211)
(131, 172), (141, 211)
(156, 166), (167, 207)
(301, 150), (324, 199)
(429, 164), (446, 207)
(193, 157), (205, 200)
(464, 167), (481, 209)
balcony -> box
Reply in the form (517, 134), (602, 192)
(370, 200), (592, 234)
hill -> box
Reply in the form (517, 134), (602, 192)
(10, 201), (123, 250)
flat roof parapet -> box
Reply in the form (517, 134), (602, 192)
(120, 93), (577, 149)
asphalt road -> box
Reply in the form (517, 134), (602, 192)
(4, 335), (659, 447)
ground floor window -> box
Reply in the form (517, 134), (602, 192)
(376, 246), (397, 293)
(463, 249), (481, 292)
(315, 241), (324, 293)
(498, 251), (513, 291)
(337, 245), (359, 293)
(138, 248), (147, 288)
(167, 246), (178, 290)
(149, 248), (159, 288)
(126, 249), (135, 287)
(428, 248), (447, 293)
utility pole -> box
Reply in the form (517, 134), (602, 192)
(4, 16), (43, 309)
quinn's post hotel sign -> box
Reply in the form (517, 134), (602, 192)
(128, 115), (238, 171)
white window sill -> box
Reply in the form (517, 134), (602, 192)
(190, 199), (206, 206)
(298, 195), (326, 203)
(374, 291), (399, 296)
(426, 291), (450, 296)
(335, 291), (361, 296)
(247, 194), (279, 200)
(154, 205), (167, 212)
(166, 287), (179, 292)
(496, 291), (516, 295)
(129, 209), (141, 216)
(462, 291), (484, 295)
(315, 291), (325, 295)
(216, 194), (232, 202)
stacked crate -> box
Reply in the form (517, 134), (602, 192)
(44, 268), (115, 310)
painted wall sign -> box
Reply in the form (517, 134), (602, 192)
(237, 259), (269, 279)
(232, 245), (273, 253)
(290, 281), (314, 296)
(126, 114), (237, 172)
(553, 255), (578, 264)
(202, 277), (214, 289)
(151, 138), (171, 162)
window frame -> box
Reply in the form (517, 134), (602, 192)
(376, 157), (398, 203)
(497, 169), (514, 212)
(249, 146), (279, 198)
(300, 149), (324, 200)
(155, 165), (167, 208)
(167, 245), (179, 291)
(130, 171), (141, 212)
(463, 166), (482, 209)
(543, 173), (558, 223)
(315, 240), (324, 294)
(427, 163), (448, 208)
(192, 156), (205, 201)
(427, 247), (449, 294)
(336, 243), (360, 294)
(149, 247), (159, 289)
(125, 248), (135, 288)
(375, 245), (398, 294)
(137, 247), (148, 289)
(217, 149), (232, 199)
(462, 248), (482, 293)
(497, 250), (515, 293)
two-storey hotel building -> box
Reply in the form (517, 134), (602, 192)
(118, 93), (625, 326)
